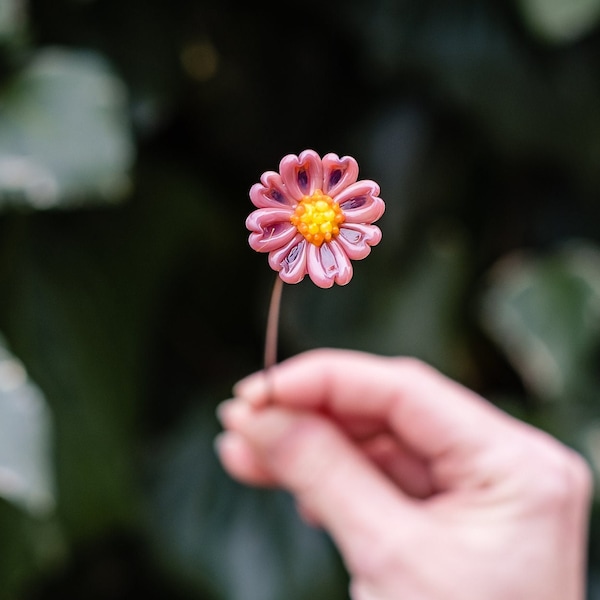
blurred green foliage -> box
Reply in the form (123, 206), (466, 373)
(0, 0), (600, 598)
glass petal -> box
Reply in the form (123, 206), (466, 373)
(322, 153), (359, 197)
(279, 150), (324, 200)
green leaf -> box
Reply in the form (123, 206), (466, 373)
(0, 0), (26, 47)
(0, 48), (134, 210)
(0, 333), (54, 516)
(0, 163), (246, 541)
(516, 0), (600, 43)
(480, 241), (600, 403)
(0, 214), (142, 539)
(146, 403), (347, 600)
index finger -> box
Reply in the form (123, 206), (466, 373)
(234, 349), (519, 462)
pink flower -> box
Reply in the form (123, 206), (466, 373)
(246, 150), (385, 288)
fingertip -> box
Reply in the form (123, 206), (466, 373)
(216, 398), (250, 429)
(215, 430), (276, 487)
(214, 431), (246, 477)
(233, 370), (271, 405)
(216, 397), (263, 431)
(216, 399), (234, 426)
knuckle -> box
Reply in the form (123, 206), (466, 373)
(300, 347), (332, 362)
(298, 347), (350, 364)
(391, 355), (434, 376)
(524, 440), (593, 512)
(563, 450), (593, 501)
(389, 356), (445, 388)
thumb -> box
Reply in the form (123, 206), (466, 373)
(219, 400), (422, 566)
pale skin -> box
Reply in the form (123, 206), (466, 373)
(216, 349), (592, 600)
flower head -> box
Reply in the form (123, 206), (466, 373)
(246, 150), (385, 288)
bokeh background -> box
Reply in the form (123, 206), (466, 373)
(1, 0), (600, 598)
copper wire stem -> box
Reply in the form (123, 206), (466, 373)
(264, 275), (284, 369)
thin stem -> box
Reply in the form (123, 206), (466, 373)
(264, 274), (284, 369)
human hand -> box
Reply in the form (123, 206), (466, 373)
(216, 349), (592, 600)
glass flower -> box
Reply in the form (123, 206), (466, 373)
(246, 150), (385, 288)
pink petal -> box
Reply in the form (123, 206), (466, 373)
(246, 208), (297, 252)
(306, 240), (353, 288)
(334, 180), (385, 224)
(279, 150), (324, 201)
(330, 241), (353, 285)
(336, 223), (382, 260)
(249, 171), (296, 209)
(268, 235), (308, 284)
(322, 153), (359, 197)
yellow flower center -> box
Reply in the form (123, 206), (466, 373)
(290, 189), (345, 247)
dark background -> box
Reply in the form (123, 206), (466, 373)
(1, 0), (600, 598)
